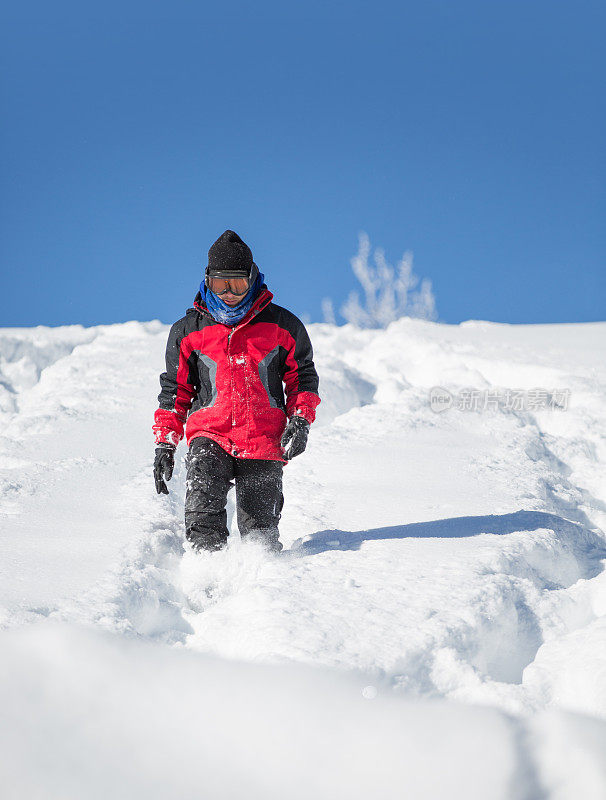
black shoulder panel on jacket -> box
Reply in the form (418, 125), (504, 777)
(258, 303), (319, 396)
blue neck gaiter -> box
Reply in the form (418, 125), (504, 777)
(200, 270), (265, 325)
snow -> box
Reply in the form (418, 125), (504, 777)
(0, 622), (535, 800)
(1, 317), (605, 797)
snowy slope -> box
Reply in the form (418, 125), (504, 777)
(1, 317), (605, 798)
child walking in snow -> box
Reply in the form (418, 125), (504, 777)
(152, 230), (320, 552)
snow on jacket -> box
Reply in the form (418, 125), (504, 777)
(153, 287), (320, 462)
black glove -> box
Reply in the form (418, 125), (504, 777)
(281, 416), (310, 460)
(154, 444), (175, 494)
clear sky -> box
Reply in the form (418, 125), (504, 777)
(1, 0), (604, 327)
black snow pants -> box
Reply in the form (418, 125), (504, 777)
(185, 436), (284, 552)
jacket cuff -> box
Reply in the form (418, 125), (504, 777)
(153, 409), (184, 446)
(287, 392), (321, 424)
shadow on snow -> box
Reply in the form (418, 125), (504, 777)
(294, 510), (605, 564)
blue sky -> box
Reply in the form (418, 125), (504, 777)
(1, 1), (604, 327)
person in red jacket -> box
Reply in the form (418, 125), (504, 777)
(153, 230), (321, 553)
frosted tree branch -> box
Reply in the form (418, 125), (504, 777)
(322, 232), (438, 328)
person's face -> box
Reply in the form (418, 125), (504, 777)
(221, 291), (242, 307)
(208, 275), (249, 307)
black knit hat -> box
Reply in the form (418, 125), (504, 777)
(207, 230), (253, 277)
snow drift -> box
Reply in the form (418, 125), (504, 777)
(1, 317), (605, 798)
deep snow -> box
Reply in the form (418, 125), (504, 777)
(0, 317), (605, 798)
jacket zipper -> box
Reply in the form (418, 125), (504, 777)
(227, 329), (235, 432)
(197, 297), (265, 455)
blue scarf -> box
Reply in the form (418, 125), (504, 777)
(200, 270), (265, 325)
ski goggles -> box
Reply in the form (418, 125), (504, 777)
(207, 275), (250, 296)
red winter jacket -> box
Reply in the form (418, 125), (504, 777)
(153, 287), (320, 462)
